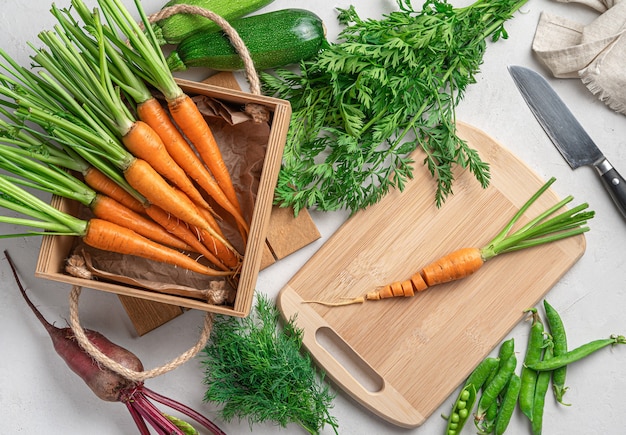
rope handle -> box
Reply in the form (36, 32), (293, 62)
(70, 286), (214, 382)
(69, 5), (266, 381)
(148, 4), (261, 95)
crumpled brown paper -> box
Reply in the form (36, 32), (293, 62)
(532, 0), (626, 115)
(66, 94), (270, 305)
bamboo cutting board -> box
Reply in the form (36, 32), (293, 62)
(277, 122), (587, 428)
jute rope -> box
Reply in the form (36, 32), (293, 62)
(148, 4), (261, 96)
(68, 5), (266, 381)
(70, 286), (214, 382)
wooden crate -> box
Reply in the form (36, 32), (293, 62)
(35, 77), (292, 319)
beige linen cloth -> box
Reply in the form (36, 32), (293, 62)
(532, 0), (626, 115)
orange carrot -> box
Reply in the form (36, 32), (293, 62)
(410, 272), (428, 292)
(122, 158), (235, 253)
(303, 248), (484, 306)
(302, 178), (594, 308)
(167, 95), (243, 219)
(169, 188), (240, 268)
(121, 120), (214, 213)
(82, 219), (233, 277)
(83, 166), (146, 214)
(90, 194), (193, 252)
(136, 98), (249, 241)
(198, 226), (241, 270)
(170, 186), (225, 240)
(144, 204), (232, 271)
(83, 165), (238, 266)
(421, 247), (484, 287)
(85, 163), (239, 269)
(198, 204), (226, 239)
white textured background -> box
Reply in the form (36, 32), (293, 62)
(1, 0), (625, 434)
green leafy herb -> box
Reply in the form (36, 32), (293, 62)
(262, 0), (528, 215)
(201, 294), (339, 435)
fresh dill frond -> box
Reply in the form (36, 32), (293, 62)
(201, 294), (339, 435)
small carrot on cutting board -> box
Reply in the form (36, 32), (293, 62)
(303, 178), (594, 307)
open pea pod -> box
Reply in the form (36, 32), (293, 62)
(446, 383), (477, 435)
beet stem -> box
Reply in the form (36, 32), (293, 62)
(131, 392), (183, 435)
(4, 250), (58, 335)
(143, 387), (226, 435)
(126, 400), (152, 435)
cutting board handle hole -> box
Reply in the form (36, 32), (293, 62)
(316, 326), (384, 393)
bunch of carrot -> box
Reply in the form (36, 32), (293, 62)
(0, 0), (250, 289)
(305, 178), (594, 307)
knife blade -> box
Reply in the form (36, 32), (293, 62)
(508, 65), (626, 219)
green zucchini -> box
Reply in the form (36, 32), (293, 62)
(166, 8), (326, 72)
(152, 0), (275, 45)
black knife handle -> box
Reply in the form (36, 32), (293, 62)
(596, 159), (626, 219)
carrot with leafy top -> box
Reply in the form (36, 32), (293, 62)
(137, 97), (249, 241)
(91, 0), (246, 231)
(56, 1), (249, 242)
(82, 166), (147, 215)
(0, 129), (234, 266)
(0, 176), (232, 276)
(33, 18), (216, 220)
(304, 178), (594, 306)
(0, 145), (196, 252)
(3, 46), (239, 262)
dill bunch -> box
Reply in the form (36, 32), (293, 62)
(261, 0), (528, 215)
(201, 294), (339, 434)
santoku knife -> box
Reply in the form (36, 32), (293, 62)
(508, 65), (626, 219)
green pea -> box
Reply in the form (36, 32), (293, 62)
(495, 373), (521, 435)
(527, 335), (626, 371)
(460, 389), (470, 401)
(543, 299), (570, 406)
(458, 408), (469, 419)
(457, 400), (467, 410)
(450, 412), (460, 423)
(519, 308), (544, 421)
(476, 353), (517, 417)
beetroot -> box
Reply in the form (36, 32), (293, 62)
(5, 250), (225, 435)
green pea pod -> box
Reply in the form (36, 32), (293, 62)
(477, 338), (515, 433)
(476, 353), (517, 418)
(445, 384), (477, 435)
(497, 338), (515, 364)
(543, 300), (570, 405)
(519, 308), (544, 421)
(494, 373), (521, 435)
(464, 357), (500, 391)
(532, 341), (553, 435)
(527, 335), (626, 371)
(446, 357), (497, 435)
(496, 338), (515, 402)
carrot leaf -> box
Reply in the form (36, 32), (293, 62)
(480, 177), (593, 261)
